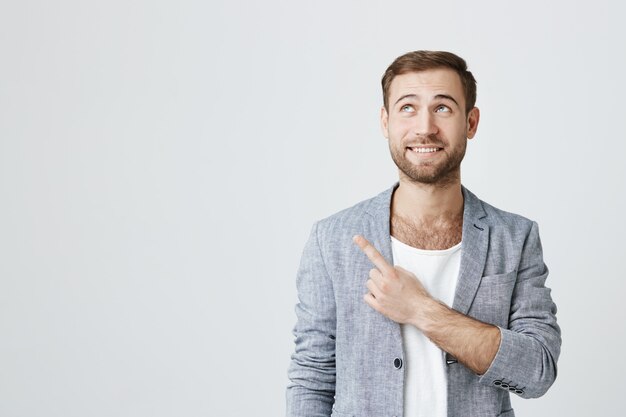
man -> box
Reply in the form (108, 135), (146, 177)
(286, 50), (561, 417)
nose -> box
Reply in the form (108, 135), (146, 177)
(413, 111), (438, 137)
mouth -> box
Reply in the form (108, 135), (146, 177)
(406, 146), (443, 154)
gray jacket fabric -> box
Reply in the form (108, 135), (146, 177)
(286, 182), (561, 417)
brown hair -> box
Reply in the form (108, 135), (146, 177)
(381, 50), (477, 114)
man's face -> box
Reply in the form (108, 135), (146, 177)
(381, 68), (479, 186)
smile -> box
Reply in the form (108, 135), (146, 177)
(408, 147), (442, 153)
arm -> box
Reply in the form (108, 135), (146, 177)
(354, 221), (561, 398)
(286, 221), (336, 417)
(354, 234), (500, 374)
(476, 221), (561, 398)
(414, 299), (501, 375)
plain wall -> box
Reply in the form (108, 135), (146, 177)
(1, 0), (624, 416)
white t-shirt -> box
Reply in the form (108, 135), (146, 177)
(390, 235), (462, 417)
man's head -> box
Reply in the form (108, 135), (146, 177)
(380, 50), (480, 186)
(382, 50), (477, 114)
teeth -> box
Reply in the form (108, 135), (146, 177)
(411, 147), (439, 153)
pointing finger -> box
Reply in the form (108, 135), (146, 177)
(353, 235), (395, 275)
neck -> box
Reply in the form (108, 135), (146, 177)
(392, 177), (464, 223)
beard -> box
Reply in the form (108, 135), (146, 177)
(388, 134), (467, 187)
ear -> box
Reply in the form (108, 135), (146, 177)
(466, 107), (480, 139)
(380, 106), (389, 139)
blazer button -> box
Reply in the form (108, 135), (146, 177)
(393, 357), (403, 369)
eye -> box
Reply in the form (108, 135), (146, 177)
(435, 105), (451, 113)
(400, 104), (415, 113)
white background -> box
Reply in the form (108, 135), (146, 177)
(1, 1), (624, 416)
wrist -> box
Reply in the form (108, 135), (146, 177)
(412, 296), (448, 332)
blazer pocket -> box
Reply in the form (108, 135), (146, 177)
(480, 269), (517, 285)
(470, 270), (518, 327)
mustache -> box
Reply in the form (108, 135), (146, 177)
(404, 135), (446, 148)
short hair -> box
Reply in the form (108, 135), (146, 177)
(381, 50), (477, 114)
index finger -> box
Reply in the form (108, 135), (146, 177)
(352, 234), (395, 275)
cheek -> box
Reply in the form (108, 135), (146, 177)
(439, 120), (467, 139)
(387, 119), (412, 136)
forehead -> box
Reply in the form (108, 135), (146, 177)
(388, 68), (464, 104)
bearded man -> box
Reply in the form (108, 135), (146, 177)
(286, 50), (561, 417)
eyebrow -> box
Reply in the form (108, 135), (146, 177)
(394, 93), (460, 108)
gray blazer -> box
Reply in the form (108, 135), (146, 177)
(286, 182), (561, 417)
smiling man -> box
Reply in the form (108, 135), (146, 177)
(286, 51), (561, 417)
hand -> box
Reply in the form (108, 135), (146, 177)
(353, 234), (501, 375)
(353, 234), (435, 326)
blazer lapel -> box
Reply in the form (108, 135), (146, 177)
(452, 186), (489, 315)
(362, 182), (399, 344)
(364, 182), (399, 268)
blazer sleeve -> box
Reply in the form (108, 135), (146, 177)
(478, 221), (562, 398)
(286, 221), (336, 417)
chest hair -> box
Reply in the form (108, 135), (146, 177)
(390, 214), (463, 250)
